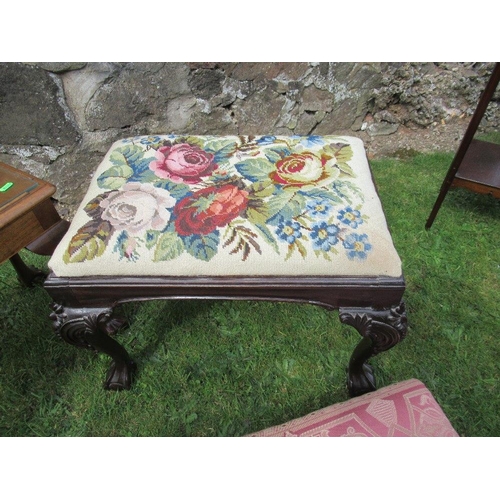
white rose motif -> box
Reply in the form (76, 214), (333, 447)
(270, 152), (339, 188)
(100, 182), (176, 234)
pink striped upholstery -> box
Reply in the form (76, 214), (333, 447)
(248, 379), (458, 437)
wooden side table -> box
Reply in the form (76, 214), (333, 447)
(426, 62), (500, 229)
(0, 161), (69, 285)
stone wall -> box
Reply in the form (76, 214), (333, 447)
(0, 62), (498, 216)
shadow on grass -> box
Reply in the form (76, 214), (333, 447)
(0, 263), (81, 436)
(444, 188), (499, 220)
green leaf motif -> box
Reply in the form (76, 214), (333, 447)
(264, 147), (289, 164)
(295, 239), (307, 259)
(284, 239), (308, 262)
(153, 179), (191, 200)
(137, 170), (161, 184)
(334, 180), (364, 202)
(184, 136), (205, 148)
(322, 143), (353, 163)
(63, 220), (113, 264)
(266, 189), (296, 219)
(204, 139), (238, 163)
(116, 145), (153, 173)
(252, 223), (280, 253)
(97, 164), (134, 190)
(154, 231), (185, 262)
(234, 158), (275, 182)
(268, 191), (306, 221)
(305, 188), (344, 205)
(144, 230), (160, 250)
(245, 198), (270, 226)
(314, 249), (332, 261)
(83, 193), (109, 218)
(334, 144), (353, 163)
(183, 232), (220, 262)
(337, 162), (355, 178)
(97, 145), (153, 189)
(248, 180), (276, 198)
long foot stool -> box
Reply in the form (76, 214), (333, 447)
(44, 134), (407, 394)
(247, 379), (458, 437)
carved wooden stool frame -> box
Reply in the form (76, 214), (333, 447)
(44, 273), (407, 397)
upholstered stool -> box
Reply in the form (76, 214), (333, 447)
(247, 379), (459, 437)
(44, 135), (407, 393)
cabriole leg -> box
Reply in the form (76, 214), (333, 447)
(339, 302), (407, 397)
(49, 303), (135, 390)
(9, 254), (46, 286)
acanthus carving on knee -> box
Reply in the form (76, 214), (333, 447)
(339, 301), (407, 354)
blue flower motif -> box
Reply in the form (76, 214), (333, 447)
(140, 136), (162, 146)
(302, 135), (325, 147)
(310, 222), (340, 251)
(306, 199), (333, 218)
(338, 207), (364, 228)
(291, 135), (325, 148)
(256, 136), (277, 145)
(276, 220), (302, 244)
(343, 233), (372, 260)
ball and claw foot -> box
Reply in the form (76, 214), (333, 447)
(104, 360), (137, 391)
(50, 303), (136, 391)
(348, 362), (376, 398)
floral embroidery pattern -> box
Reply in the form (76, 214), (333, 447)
(63, 135), (372, 264)
(173, 184), (249, 236)
(150, 143), (217, 184)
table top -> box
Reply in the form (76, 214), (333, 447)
(0, 161), (56, 229)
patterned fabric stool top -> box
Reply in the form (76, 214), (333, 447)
(49, 135), (402, 278)
(247, 379), (459, 437)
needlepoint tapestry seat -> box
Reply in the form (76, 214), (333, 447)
(45, 135), (407, 394)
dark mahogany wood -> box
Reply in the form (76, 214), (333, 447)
(44, 273), (407, 395)
(49, 303), (135, 390)
(340, 302), (407, 396)
(426, 63), (500, 229)
(26, 218), (71, 256)
(453, 139), (500, 197)
(9, 253), (46, 286)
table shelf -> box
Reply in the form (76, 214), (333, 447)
(454, 139), (500, 197)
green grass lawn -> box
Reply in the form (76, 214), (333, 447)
(1, 150), (498, 437)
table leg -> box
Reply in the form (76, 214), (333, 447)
(9, 253), (46, 286)
(49, 303), (135, 390)
(339, 302), (407, 397)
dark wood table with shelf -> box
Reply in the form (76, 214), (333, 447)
(426, 62), (500, 228)
(0, 161), (69, 285)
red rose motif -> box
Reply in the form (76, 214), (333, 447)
(149, 143), (217, 184)
(174, 184), (249, 236)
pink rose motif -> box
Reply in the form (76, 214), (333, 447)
(149, 143), (217, 184)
